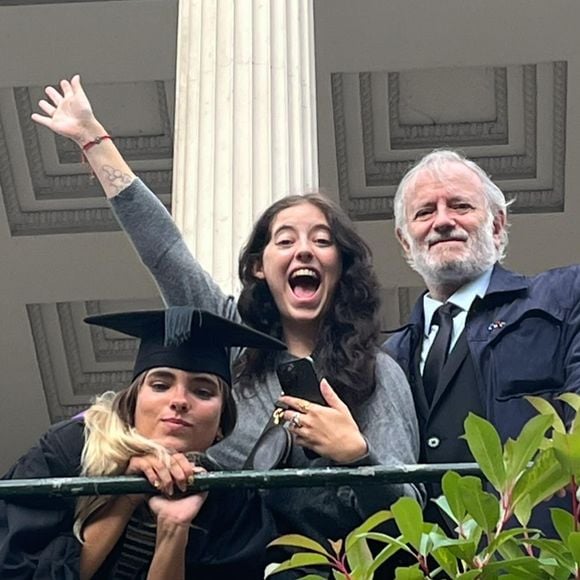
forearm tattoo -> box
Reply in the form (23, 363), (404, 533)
(101, 165), (133, 195)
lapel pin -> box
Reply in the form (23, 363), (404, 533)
(487, 320), (507, 332)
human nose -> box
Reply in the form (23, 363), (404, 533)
(170, 387), (190, 412)
(295, 238), (314, 262)
(432, 204), (456, 231)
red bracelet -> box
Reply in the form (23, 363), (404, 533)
(82, 135), (112, 152)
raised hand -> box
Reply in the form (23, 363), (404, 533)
(31, 75), (103, 146)
(280, 378), (368, 464)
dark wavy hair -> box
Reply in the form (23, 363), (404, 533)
(235, 193), (381, 408)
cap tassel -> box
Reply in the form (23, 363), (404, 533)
(165, 307), (195, 347)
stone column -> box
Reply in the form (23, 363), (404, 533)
(172, 0), (318, 295)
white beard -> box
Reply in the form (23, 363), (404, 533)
(405, 217), (500, 287)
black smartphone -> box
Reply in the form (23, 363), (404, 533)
(276, 357), (327, 406)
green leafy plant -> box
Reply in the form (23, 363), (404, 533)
(266, 394), (580, 579)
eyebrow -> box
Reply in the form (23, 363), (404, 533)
(146, 370), (176, 381)
(272, 223), (332, 236)
(146, 369), (221, 390)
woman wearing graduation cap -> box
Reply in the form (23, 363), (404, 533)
(31, 77), (421, 553)
(0, 307), (285, 579)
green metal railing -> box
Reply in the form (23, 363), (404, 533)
(0, 463), (482, 499)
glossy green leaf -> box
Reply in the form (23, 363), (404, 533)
(458, 476), (500, 533)
(497, 537), (525, 561)
(513, 493), (533, 528)
(394, 565), (425, 579)
(527, 538), (575, 571)
(484, 528), (529, 559)
(426, 536), (477, 564)
(525, 396), (566, 434)
(332, 573), (347, 580)
(463, 413), (506, 491)
(264, 552), (330, 576)
(553, 430), (580, 477)
(566, 531), (580, 565)
(504, 414), (553, 482)
(431, 496), (458, 528)
(551, 507), (576, 543)
(431, 546), (459, 578)
(356, 532), (413, 554)
(461, 517), (483, 546)
(480, 556), (547, 578)
(345, 510), (393, 551)
(512, 447), (569, 517)
(441, 471), (466, 523)
(557, 393), (580, 412)
(391, 497), (424, 550)
(366, 542), (407, 577)
(268, 534), (331, 556)
(456, 571), (481, 579)
(345, 535), (372, 576)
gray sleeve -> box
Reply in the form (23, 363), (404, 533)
(341, 351), (423, 514)
(109, 178), (240, 323)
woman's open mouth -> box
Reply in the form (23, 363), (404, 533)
(289, 268), (321, 299)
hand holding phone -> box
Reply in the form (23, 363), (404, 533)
(276, 357), (327, 406)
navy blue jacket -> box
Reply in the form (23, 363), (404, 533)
(384, 263), (580, 444)
(384, 263), (580, 536)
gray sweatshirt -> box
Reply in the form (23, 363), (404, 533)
(110, 179), (421, 542)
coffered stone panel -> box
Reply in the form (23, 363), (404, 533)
(332, 61), (567, 220)
(27, 298), (163, 423)
(0, 80), (173, 236)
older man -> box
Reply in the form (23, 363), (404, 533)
(384, 149), (580, 528)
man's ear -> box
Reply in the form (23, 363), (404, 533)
(252, 259), (266, 280)
(492, 211), (507, 246)
(396, 228), (411, 255)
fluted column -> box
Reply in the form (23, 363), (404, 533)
(172, 0), (318, 295)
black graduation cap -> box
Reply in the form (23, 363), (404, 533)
(85, 307), (286, 385)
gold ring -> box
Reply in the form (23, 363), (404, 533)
(299, 401), (311, 413)
(187, 474), (195, 486)
(290, 412), (302, 429)
(272, 407), (285, 425)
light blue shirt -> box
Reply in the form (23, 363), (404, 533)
(420, 268), (493, 374)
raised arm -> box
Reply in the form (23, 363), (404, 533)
(32, 76), (238, 318)
(31, 75), (135, 199)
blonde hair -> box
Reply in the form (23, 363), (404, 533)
(73, 370), (234, 540)
(74, 374), (171, 540)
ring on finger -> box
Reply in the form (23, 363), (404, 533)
(298, 400), (311, 414)
(290, 412), (302, 429)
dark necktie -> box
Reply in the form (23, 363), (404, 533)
(423, 303), (461, 406)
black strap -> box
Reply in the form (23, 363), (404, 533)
(423, 303), (461, 406)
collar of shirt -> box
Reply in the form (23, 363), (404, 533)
(419, 268), (493, 374)
(422, 267), (493, 338)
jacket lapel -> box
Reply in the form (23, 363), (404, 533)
(411, 341), (431, 421)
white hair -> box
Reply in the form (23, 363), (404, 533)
(394, 149), (511, 260)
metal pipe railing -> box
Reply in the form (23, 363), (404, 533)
(0, 463), (482, 499)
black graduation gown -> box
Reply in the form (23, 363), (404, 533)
(0, 419), (276, 580)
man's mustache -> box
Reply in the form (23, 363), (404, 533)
(426, 230), (469, 247)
